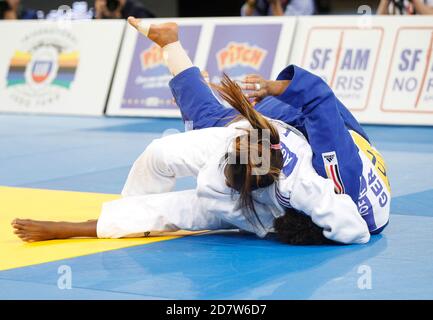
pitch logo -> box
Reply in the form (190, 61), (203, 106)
(140, 44), (164, 70)
(6, 28), (79, 108)
(216, 42), (267, 71)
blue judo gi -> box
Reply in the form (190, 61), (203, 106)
(169, 65), (390, 234)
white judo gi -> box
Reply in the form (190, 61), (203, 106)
(97, 119), (371, 244)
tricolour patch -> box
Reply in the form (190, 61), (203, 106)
(280, 142), (298, 177)
(322, 151), (345, 194)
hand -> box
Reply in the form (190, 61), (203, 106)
(242, 74), (291, 105)
(241, 74), (270, 105)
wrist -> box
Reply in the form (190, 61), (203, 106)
(267, 80), (289, 96)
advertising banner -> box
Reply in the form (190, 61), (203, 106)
(107, 19), (204, 117)
(107, 17), (295, 117)
(290, 16), (384, 113)
(0, 20), (124, 115)
(120, 25), (202, 111)
(291, 16), (433, 125)
(381, 26), (433, 114)
(205, 23), (281, 83)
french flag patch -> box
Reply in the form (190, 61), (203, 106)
(322, 151), (345, 194)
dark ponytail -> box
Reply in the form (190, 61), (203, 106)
(212, 74), (283, 227)
(211, 74), (333, 244)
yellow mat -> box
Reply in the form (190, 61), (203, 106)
(0, 186), (191, 271)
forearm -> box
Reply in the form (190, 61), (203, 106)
(412, 0), (433, 14)
(242, 2), (256, 16)
(266, 79), (291, 96)
(244, 65), (334, 117)
(273, 65), (348, 119)
(270, 1), (284, 16)
(377, 0), (390, 14)
(169, 67), (235, 128)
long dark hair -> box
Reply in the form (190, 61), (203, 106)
(212, 74), (331, 245)
(212, 74), (283, 228)
(274, 208), (335, 245)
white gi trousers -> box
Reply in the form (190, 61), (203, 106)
(96, 127), (238, 238)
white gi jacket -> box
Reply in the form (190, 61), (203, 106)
(97, 120), (370, 244)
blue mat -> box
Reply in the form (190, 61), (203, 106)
(1, 114), (432, 299)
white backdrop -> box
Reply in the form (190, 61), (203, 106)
(0, 20), (125, 116)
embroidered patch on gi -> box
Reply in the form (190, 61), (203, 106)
(322, 151), (345, 194)
(280, 142), (298, 177)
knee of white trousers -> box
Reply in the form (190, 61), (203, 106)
(121, 139), (175, 197)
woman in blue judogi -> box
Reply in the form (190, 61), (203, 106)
(162, 25), (391, 237)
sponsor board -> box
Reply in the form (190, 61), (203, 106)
(381, 27), (433, 113)
(291, 17), (384, 112)
(107, 17), (295, 117)
(300, 26), (383, 111)
(0, 20), (124, 115)
(120, 25), (202, 111)
(292, 16), (433, 125)
(205, 24), (281, 84)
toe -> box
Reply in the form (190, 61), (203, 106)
(13, 218), (24, 225)
(15, 218), (32, 226)
(12, 223), (25, 230)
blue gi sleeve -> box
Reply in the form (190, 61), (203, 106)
(169, 66), (305, 129)
(275, 65), (363, 204)
(169, 67), (236, 129)
(277, 65), (370, 141)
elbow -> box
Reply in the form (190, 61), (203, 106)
(324, 227), (371, 244)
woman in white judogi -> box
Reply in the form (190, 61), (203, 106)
(11, 19), (373, 245)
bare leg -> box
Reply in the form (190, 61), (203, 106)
(11, 218), (97, 242)
(127, 17), (179, 47)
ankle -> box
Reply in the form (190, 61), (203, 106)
(147, 23), (179, 48)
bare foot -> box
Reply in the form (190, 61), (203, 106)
(11, 218), (62, 242)
(127, 16), (179, 47)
